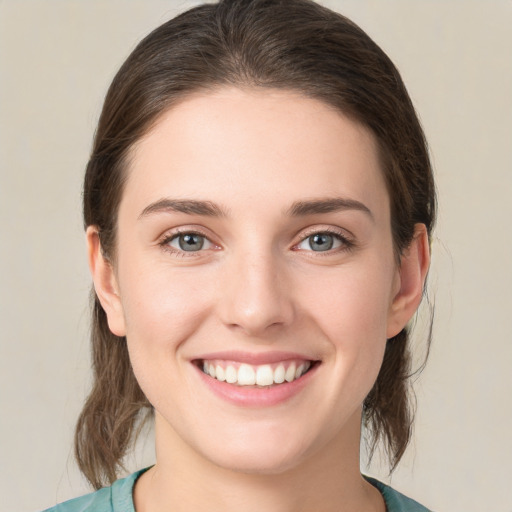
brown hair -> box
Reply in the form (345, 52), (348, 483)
(77, 0), (436, 489)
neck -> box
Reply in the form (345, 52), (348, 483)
(134, 412), (384, 512)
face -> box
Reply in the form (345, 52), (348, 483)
(91, 87), (424, 475)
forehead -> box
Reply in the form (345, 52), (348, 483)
(122, 87), (389, 220)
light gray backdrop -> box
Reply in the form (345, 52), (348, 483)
(1, 1), (511, 511)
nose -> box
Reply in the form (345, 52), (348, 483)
(217, 248), (295, 337)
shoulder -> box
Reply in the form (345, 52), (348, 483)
(41, 468), (148, 512)
(365, 476), (433, 512)
(41, 485), (113, 512)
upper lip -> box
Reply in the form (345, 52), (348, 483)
(193, 350), (316, 365)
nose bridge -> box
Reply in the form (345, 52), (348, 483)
(219, 242), (294, 335)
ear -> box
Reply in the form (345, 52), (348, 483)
(86, 226), (126, 337)
(387, 223), (431, 339)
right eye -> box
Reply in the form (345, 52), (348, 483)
(167, 232), (213, 252)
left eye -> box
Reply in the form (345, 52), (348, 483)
(168, 233), (213, 252)
(296, 232), (345, 252)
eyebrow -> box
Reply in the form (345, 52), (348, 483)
(138, 198), (228, 219)
(286, 197), (374, 220)
(138, 196), (373, 220)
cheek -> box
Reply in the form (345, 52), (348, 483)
(301, 263), (395, 341)
(116, 254), (215, 354)
(117, 261), (218, 412)
(298, 260), (395, 388)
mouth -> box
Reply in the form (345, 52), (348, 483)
(194, 358), (318, 388)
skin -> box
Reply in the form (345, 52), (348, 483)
(88, 87), (430, 512)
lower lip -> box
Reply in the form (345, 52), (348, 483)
(193, 363), (318, 407)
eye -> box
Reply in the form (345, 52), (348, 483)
(166, 232), (214, 252)
(295, 231), (350, 252)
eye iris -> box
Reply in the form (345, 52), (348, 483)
(178, 234), (204, 251)
(309, 233), (334, 251)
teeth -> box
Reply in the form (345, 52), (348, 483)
(238, 364), (256, 385)
(285, 363), (296, 383)
(225, 365), (237, 383)
(256, 365), (274, 386)
(274, 364), (285, 384)
(202, 360), (312, 386)
(215, 365), (225, 382)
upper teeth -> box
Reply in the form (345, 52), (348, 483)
(202, 361), (311, 386)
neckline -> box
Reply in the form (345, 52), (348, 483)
(120, 468), (403, 512)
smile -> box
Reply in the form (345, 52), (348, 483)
(200, 359), (312, 387)
(192, 351), (320, 407)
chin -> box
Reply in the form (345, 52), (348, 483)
(209, 449), (305, 476)
(199, 432), (315, 476)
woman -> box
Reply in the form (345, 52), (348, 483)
(44, 0), (435, 510)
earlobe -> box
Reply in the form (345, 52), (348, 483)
(86, 226), (126, 337)
(386, 224), (430, 339)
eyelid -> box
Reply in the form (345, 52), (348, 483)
(292, 226), (355, 253)
(156, 224), (355, 256)
(158, 226), (221, 256)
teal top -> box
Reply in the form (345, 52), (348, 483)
(42, 469), (431, 512)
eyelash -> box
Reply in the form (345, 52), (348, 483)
(293, 227), (355, 255)
(159, 228), (215, 258)
(158, 227), (355, 257)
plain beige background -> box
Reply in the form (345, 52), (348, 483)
(1, 1), (511, 511)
